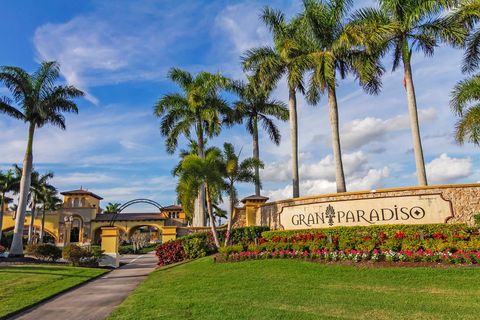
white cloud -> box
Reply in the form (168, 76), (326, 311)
(426, 153), (473, 184)
(53, 172), (118, 186)
(33, 1), (213, 103)
(341, 108), (437, 150)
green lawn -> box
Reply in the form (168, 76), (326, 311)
(0, 265), (107, 318)
(109, 257), (480, 320)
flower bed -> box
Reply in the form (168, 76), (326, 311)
(156, 226), (270, 266)
(222, 248), (480, 264)
(219, 223), (480, 265)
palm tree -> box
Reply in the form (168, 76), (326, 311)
(301, 0), (384, 193)
(350, 0), (465, 186)
(38, 187), (61, 243)
(221, 143), (262, 246)
(176, 148), (225, 248)
(450, 75), (480, 145)
(154, 68), (230, 227)
(0, 169), (19, 241)
(449, 0), (480, 73)
(26, 169), (55, 244)
(230, 78), (288, 196)
(104, 202), (121, 214)
(0, 61), (84, 256)
(243, 7), (310, 198)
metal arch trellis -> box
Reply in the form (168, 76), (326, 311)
(108, 198), (164, 227)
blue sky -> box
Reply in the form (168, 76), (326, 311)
(0, 0), (479, 212)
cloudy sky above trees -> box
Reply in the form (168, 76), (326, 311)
(0, 0), (478, 210)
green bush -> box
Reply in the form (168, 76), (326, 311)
(228, 226), (270, 244)
(183, 237), (207, 259)
(474, 214), (480, 227)
(25, 244), (62, 261)
(62, 245), (104, 267)
(262, 224), (473, 241)
(219, 244), (244, 255)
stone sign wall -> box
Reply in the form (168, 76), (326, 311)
(254, 184), (480, 230)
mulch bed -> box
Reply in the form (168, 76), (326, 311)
(0, 256), (68, 266)
(213, 254), (480, 268)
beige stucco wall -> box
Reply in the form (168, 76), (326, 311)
(253, 184), (480, 230)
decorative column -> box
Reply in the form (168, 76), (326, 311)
(241, 195), (269, 227)
(99, 226), (120, 268)
(161, 226), (177, 243)
(63, 216), (73, 247)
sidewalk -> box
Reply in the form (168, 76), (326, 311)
(10, 252), (158, 320)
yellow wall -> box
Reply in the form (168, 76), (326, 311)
(1, 211), (60, 241)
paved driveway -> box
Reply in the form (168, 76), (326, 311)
(10, 252), (158, 320)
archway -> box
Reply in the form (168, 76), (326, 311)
(1, 226), (56, 247)
(128, 225), (161, 244)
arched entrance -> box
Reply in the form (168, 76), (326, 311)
(128, 225), (161, 243)
(1, 226), (56, 247)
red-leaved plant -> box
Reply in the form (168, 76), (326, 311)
(156, 240), (186, 266)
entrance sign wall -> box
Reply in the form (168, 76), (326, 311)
(279, 194), (452, 230)
(250, 184), (480, 230)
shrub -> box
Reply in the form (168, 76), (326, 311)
(62, 244), (103, 267)
(183, 237), (207, 259)
(0, 244), (5, 254)
(219, 244), (244, 255)
(62, 244), (85, 266)
(474, 214), (480, 227)
(26, 243), (62, 261)
(156, 240), (186, 266)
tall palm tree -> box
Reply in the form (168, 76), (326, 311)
(26, 169), (55, 244)
(243, 7), (310, 198)
(230, 78), (288, 195)
(450, 75), (480, 145)
(38, 186), (61, 243)
(154, 68), (230, 227)
(301, 0), (384, 193)
(0, 170), (19, 241)
(449, 0), (480, 73)
(176, 148), (225, 248)
(104, 202), (121, 214)
(221, 143), (262, 246)
(0, 61), (84, 256)
(350, 0), (465, 186)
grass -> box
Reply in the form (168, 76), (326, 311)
(0, 265), (108, 318)
(109, 257), (480, 320)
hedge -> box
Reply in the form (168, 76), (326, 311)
(261, 223), (475, 242)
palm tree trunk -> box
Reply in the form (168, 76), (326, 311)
(193, 121), (207, 227)
(10, 123), (35, 257)
(252, 115), (261, 196)
(40, 208), (46, 243)
(224, 184), (235, 246)
(28, 197), (36, 244)
(205, 183), (220, 248)
(0, 192), (5, 242)
(403, 57), (428, 186)
(327, 85), (347, 193)
(289, 86), (300, 198)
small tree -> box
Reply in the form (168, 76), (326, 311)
(176, 148), (225, 248)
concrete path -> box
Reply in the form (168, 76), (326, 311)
(10, 252), (158, 320)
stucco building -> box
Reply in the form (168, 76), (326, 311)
(1, 188), (187, 246)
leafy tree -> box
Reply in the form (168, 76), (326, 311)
(229, 78), (288, 196)
(0, 169), (19, 241)
(0, 61), (84, 256)
(301, 0), (384, 192)
(243, 7), (310, 198)
(350, 0), (465, 186)
(221, 143), (263, 246)
(176, 148), (225, 248)
(104, 202), (121, 214)
(450, 74), (480, 145)
(155, 68), (230, 227)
